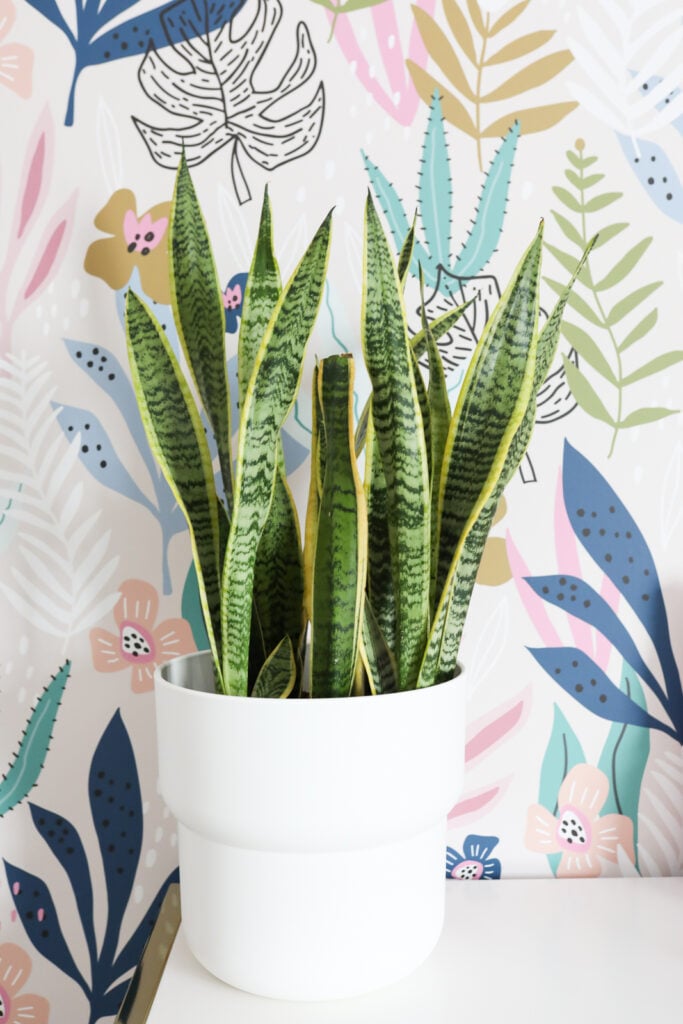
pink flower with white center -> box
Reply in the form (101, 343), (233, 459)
(0, 943), (49, 1024)
(525, 764), (634, 877)
(90, 579), (196, 693)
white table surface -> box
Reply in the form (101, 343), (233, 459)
(147, 878), (682, 1023)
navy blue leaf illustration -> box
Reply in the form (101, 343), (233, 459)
(26, 0), (249, 125)
(223, 272), (248, 334)
(52, 402), (158, 516)
(29, 803), (97, 970)
(89, 710), (143, 966)
(527, 647), (676, 740)
(96, 980), (132, 1019)
(525, 574), (667, 709)
(563, 440), (681, 704)
(111, 867), (180, 981)
(3, 861), (90, 998)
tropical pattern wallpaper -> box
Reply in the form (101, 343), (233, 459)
(0, 0), (681, 1017)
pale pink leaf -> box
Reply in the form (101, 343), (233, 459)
(447, 778), (510, 827)
(0, 42), (33, 100)
(554, 471), (593, 657)
(506, 530), (562, 647)
(465, 687), (531, 766)
(12, 192), (76, 319)
(15, 107), (52, 240)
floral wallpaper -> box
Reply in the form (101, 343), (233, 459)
(0, 0), (681, 1018)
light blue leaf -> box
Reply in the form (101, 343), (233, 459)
(419, 92), (452, 269)
(616, 133), (683, 224)
(453, 121), (520, 277)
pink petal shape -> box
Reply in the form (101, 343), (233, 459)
(447, 779), (509, 826)
(465, 687), (530, 765)
(11, 191), (76, 324)
(594, 814), (635, 864)
(131, 662), (155, 694)
(152, 618), (197, 663)
(506, 530), (562, 646)
(554, 471), (593, 658)
(0, 42), (32, 99)
(0, 942), (32, 998)
(0, 0), (16, 42)
(525, 804), (562, 854)
(90, 629), (126, 673)
(10, 992), (51, 1024)
(17, 120), (47, 239)
(558, 764), (609, 821)
(557, 849), (601, 878)
(114, 580), (159, 632)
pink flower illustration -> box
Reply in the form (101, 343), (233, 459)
(0, 0), (33, 99)
(0, 943), (49, 1024)
(90, 579), (196, 693)
(525, 764), (634, 877)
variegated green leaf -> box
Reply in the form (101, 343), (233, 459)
(171, 154), (233, 512)
(239, 187), (282, 409)
(398, 217), (417, 290)
(310, 355), (367, 699)
(303, 363), (324, 627)
(125, 290), (223, 685)
(251, 636), (296, 698)
(221, 212), (332, 696)
(362, 195), (431, 690)
(360, 597), (398, 695)
(364, 410), (396, 653)
(253, 458), (304, 668)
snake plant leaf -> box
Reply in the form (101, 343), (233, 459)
(398, 216), (417, 291)
(303, 363), (324, 626)
(238, 187), (282, 410)
(360, 597), (398, 695)
(364, 410), (396, 652)
(421, 232), (595, 686)
(253, 463), (305, 666)
(221, 210), (332, 696)
(419, 267), (450, 609)
(170, 154), (233, 512)
(412, 348), (432, 480)
(252, 636), (296, 698)
(310, 355), (367, 699)
(125, 290), (223, 684)
(362, 194), (431, 691)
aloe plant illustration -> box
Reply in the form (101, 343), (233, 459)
(134, 0), (325, 203)
(25, 0), (248, 126)
(125, 154), (591, 699)
(545, 139), (681, 457)
(408, 0), (577, 171)
(0, 662), (70, 816)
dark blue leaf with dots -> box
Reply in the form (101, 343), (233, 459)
(110, 867), (179, 983)
(224, 272), (248, 334)
(562, 440), (681, 703)
(26, 0), (249, 125)
(29, 803), (98, 971)
(528, 646), (674, 738)
(525, 574), (667, 708)
(52, 402), (158, 517)
(89, 710), (143, 965)
(3, 860), (90, 998)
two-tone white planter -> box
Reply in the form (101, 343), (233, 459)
(155, 650), (466, 1001)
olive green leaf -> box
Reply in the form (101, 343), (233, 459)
(364, 410), (396, 654)
(170, 153), (233, 512)
(252, 636), (296, 698)
(360, 597), (398, 695)
(310, 355), (367, 699)
(239, 186), (282, 409)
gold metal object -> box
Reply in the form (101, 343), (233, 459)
(114, 883), (181, 1023)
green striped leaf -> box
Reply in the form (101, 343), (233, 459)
(621, 351), (683, 387)
(364, 411), (396, 653)
(360, 597), (398, 695)
(606, 282), (662, 326)
(593, 238), (652, 291)
(125, 290), (223, 685)
(170, 155), (233, 512)
(561, 321), (616, 383)
(398, 217), (417, 290)
(251, 636), (296, 698)
(362, 195), (431, 691)
(310, 355), (367, 699)
(303, 362), (324, 627)
(239, 188), (282, 409)
(562, 356), (614, 425)
(619, 309), (657, 351)
(253, 458), (304, 666)
(544, 277), (602, 326)
(221, 212), (332, 696)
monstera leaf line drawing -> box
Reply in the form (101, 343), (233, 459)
(134, 0), (325, 203)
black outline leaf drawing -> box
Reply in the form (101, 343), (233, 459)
(134, 0), (325, 203)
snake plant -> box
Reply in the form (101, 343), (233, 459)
(125, 156), (592, 698)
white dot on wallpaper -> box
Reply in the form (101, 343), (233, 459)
(79, 299), (89, 318)
(145, 849), (157, 869)
(324, 160), (335, 180)
(155, 826), (164, 843)
(25, 665), (34, 681)
(42, 323), (49, 336)
(365, 131), (374, 146)
(393, 91), (401, 107)
(296, 186), (306, 204)
(634, 464), (643, 484)
(142, 800), (150, 815)
(62, 318), (70, 331)
(70, 279), (80, 299)
(383, 117), (391, 132)
(388, 34), (396, 49)
(35, 305), (42, 319)
(19, 636), (28, 655)
(47, 282), (55, 296)
(16, 687), (26, 704)
(133, 884), (144, 905)
(522, 181), (534, 200)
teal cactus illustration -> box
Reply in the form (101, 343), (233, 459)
(0, 662), (70, 816)
(363, 91), (519, 293)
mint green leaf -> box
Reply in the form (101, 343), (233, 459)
(561, 322), (616, 383)
(593, 238), (652, 291)
(582, 192), (622, 213)
(619, 309), (658, 352)
(606, 283), (662, 326)
(619, 407), (678, 428)
(562, 355), (615, 425)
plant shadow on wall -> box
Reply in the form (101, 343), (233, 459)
(508, 442), (683, 874)
(545, 140), (681, 458)
(4, 711), (179, 1024)
(133, 0), (325, 204)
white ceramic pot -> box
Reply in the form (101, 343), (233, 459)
(155, 650), (466, 1001)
